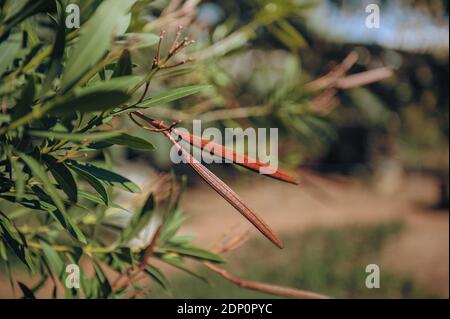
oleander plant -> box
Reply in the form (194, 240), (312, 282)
(0, 0), (310, 299)
(0, 0), (393, 299)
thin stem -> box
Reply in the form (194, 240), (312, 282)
(205, 262), (330, 299)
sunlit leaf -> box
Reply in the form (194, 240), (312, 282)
(67, 161), (140, 193)
(116, 85), (210, 114)
(40, 241), (64, 277)
(51, 76), (141, 115)
(112, 49), (132, 78)
(101, 133), (155, 150)
(11, 76), (35, 121)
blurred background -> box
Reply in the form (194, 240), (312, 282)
(1, 0), (449, 298)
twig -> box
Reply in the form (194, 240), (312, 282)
(305, 51), (359, 92)
(204, 263), (330, 299)
(335, 67), (393, 89)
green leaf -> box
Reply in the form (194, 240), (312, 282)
(0, 212), (35, 272)
(159, 209), (185, 244)
(83, 75), (142, 92)
(5, 147), (25, 200)
(145, 265), (170, 291)
(136, 85), (210, 109)
(19, 153), (66, 213)
(17, 153), (86, 243)
(112, 49), (132, 78)
(69, 165), (109, 205)
(115, 33), (159, 50)
(77, 191), (127, 211)
(67, 161), (140, 193)
(0, 33), (21, 75)
(40, 241), (64, 277)
(42, 155), (78, 202)
(0, 241), (7, 261)
(51, 76), (142, 115)
(164, 245), (225, 263)
(92, 261), (112, 298)
(115, 85), (210, 115)
(160, 254), (209, 283)
(121, 193), (154, 242)
(60, 0), (137, 90)
(11, 76), (35, 121)
(18, 282), (36, 299)
(101, 133), (154, 150)
(28, 130), (121, 142)
(39, 2), (66, 98)
(168, 235), (195, 246)
(0, 0), (48, 40)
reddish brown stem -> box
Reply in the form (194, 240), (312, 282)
(205, 263), (330, 299)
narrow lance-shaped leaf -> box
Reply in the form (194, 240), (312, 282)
(0, 212), (35, 272)
(5, 147), (25, 200)
(161, 245), (225, 263)
(60, 0), (137, 90)
(144, 265), (170, 291)
(92, 261), (112, 298)
(39, 1), (66, 97)
(19, 153), (66, 213)
(0, 0), (48, 42)
(159, 254), (209, 283)
(17, 153), (86, 243)
(100, 133), (155, 150)
(40, 241), (64, 278)
(68, 164), (109, 205)
(112, 49), (132, 78)
(0, 33), (21, 74)
(137, 85), (211, 108)
(42, 155), (78, 202)
(115, 85), (210, 115)
(67, 161), (140, 193)
(121, 193), (154, 242)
